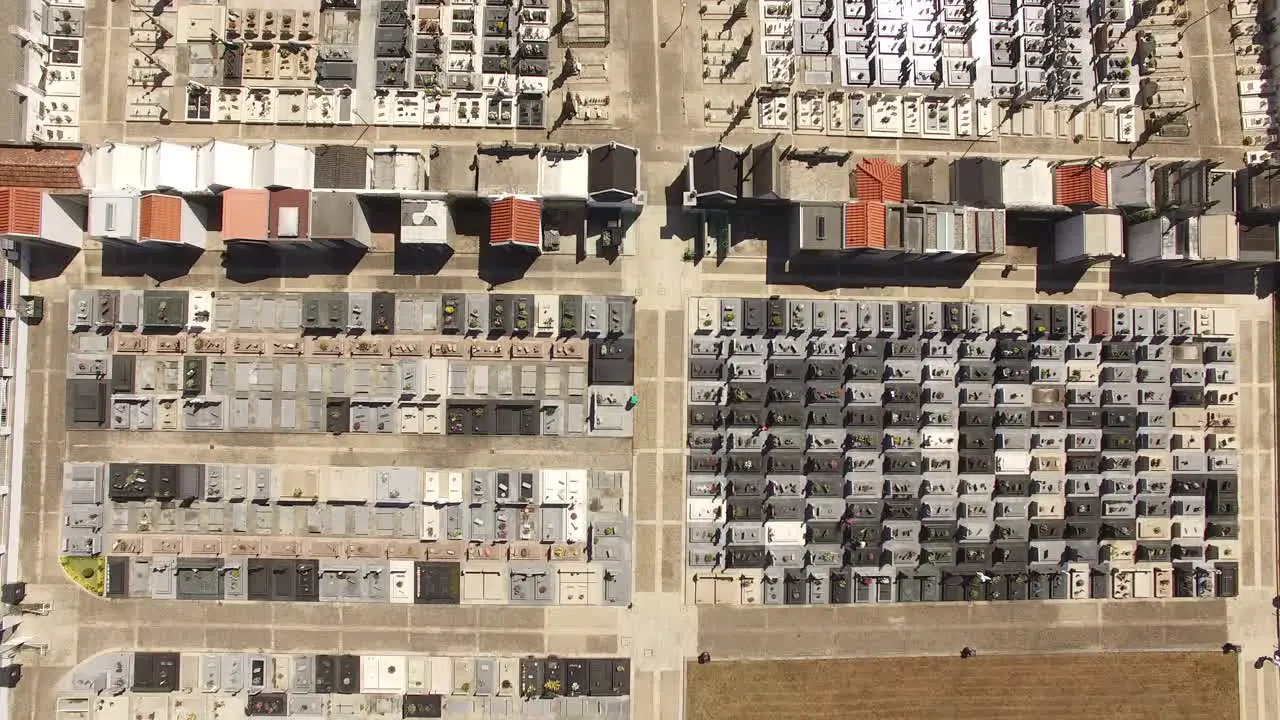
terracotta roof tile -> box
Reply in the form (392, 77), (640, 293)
(854, 159), (904, 203)
(844, 201), (886, 250)
(0, 188), (43, 236)
(1055, 163), (1108, 207)
(138, 194), (183, 243)
(489, 196), (542, 248)
(0, 146), (84, 190)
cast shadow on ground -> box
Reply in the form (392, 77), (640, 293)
(394, 244), (454, 275)
(478, 244), (538, 287)
(24, 244), (78, 281)
(661, 175), (698, 242)
(102, 243), (204, 282)
(767, 253), (981, 291)
(221, 243), (366, 283)
(1109, 263), (1275, 299)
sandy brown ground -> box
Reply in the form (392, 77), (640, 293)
(687, 653), (1240, 720)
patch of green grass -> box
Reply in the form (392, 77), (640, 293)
(59, 555), (104, 596)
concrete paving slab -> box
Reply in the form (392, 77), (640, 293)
(409, 631), (479, 654)
(634, 453), (658, 522)
(546, 633), (592, 655)
(660, 526), (682, 592)
(269, 629), (339, 653)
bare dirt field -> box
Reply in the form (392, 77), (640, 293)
(687, 652), (1239, 720)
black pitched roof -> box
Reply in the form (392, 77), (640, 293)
(951, 157), (1003, 208)
(587, 144), (638, 201)
(690, 146), (740, 200)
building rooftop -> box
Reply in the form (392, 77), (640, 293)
(1001, 159), (1054, 208)
(62, 652), (633, 705)
(1054, 162), (1109, 208)
(252, 143), (313, 190)
(146, 142), (200, 193)
(1107, 160), (1153, 209)
(310, 191), (370, 245)
(0, 145), (85, 190)
(540, 148), (589, 199)
(954, 207), (1007, 254)
(688, 146), (741, 202)
(1237, 164), (1280, 214)
(400, 198), (451, 244)
(853, 158), (904, 203)
(1197, 214), (1239, 261)
(886, 203), (1002, 254)
(684, 297), (1241, 603)
(313, 145), (369, 190)
(429, 145), (478, 195)
(778, 155), (854, 203)
(844, 201), (886, 250)
(220, 189), (270, 242)
(902, 160), (951, 204)
(1054, 212), (1124, 262)
(197, 140), (254, 191)
(1156, 161), (1209, 210)
(268, 189), (311, 242)
(587, 143), (640, 201)
(1206, 170), (1235, 215)
(1238, 221), (1279, 262)
(489, 196), (542, 248)
(137, 194), (184, 244)
(741, 142), (780, 200)
(83, 143), (146, 191)
(370, 150), (428, 193)
(951, 158), (1003, 207)
(1129, 214), (1235, 263)
(477, 147), (543, 196)
(792, 202), (846, 252)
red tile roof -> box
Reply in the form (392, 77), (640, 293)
(489, 196), (542, 248)
(139, 194), (183, 243)
(854, 159), (904, 203)
(844, 201), (886, 250)
(0, 146), (83, 190)
(1055, 163), (1108, 207)
(0, 188), (43, 237)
